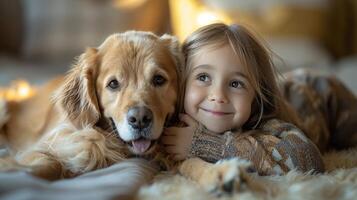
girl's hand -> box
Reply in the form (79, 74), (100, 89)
(162, 114), (198, 161)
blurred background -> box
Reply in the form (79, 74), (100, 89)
(1, 0), (357, 100)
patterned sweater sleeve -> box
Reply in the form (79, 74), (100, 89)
(188, 119), (325, 175)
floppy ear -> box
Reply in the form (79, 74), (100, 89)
(53, 48), (100, 129)
(160, 34), (184, 124)
(160, 34), (183, 74)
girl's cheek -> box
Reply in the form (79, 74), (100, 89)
(184, 84), (203, 112)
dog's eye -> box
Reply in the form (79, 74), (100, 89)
(152, 75), (167, 87)
(107, 79), (120, 91)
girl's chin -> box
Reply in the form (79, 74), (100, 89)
(204, 124), (231, 134)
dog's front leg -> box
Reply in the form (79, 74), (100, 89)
(178, 158), (212, 184)
(179, 157), (260, 195)
(17, 126), (122, 180)
(179, 157), (239, 193)
(16, 151), (66, 180)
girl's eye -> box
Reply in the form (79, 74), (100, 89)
(107, 79), (120, 91)
(196, 74), (210, 82)
(230, 80), (245, 89)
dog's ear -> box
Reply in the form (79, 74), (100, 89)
(53, 48), (100, 129)
(160, 34), (183, 74)
(160, 34), (184, 124)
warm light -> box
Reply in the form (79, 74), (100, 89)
(197, 11), (220, 26)
(0, 80), (36, 101)
(113, 0), (147, 9)
(169, 0), (232, 41)
(17, 81), (32, 99)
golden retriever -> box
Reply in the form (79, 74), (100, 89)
(0, 31), (182, 180)
(0, 31), (251, 195)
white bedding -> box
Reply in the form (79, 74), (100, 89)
(0, 158), (158, 200)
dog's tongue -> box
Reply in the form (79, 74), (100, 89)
(132, 139), (151, 153)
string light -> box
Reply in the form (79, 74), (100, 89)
(0, 80), (35, 101)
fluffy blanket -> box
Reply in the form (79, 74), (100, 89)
(138, 148), (357, 200)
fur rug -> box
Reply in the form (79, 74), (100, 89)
(137, 148), (357, 200)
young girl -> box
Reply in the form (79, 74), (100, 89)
(162, 23), (326, 175)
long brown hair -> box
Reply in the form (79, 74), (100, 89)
(181, 23), (301, 130)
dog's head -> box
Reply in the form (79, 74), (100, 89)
(54, 31), (182, 155)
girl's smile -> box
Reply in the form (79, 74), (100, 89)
(199, 107), (233, 116)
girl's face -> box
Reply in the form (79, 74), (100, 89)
(184, 44), (255, 133)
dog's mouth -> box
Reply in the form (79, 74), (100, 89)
(126, 137), (156, 154)
(108, 117), (158, 155)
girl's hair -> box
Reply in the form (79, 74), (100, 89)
(181, 23), (301, 130)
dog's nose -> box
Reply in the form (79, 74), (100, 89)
(127, 106), (153, 130)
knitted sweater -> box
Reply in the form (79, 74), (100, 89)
(189, 119), (325, 175)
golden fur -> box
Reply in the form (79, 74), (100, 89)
(0, 31), (182, 180)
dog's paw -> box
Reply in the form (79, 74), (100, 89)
(201, 158), (254, 196)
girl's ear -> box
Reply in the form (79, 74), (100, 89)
(53, 48), (100, 129)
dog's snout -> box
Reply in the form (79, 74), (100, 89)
(127, 106), (153, 129)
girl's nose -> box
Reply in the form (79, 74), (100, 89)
(208, 87), (228, 104)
